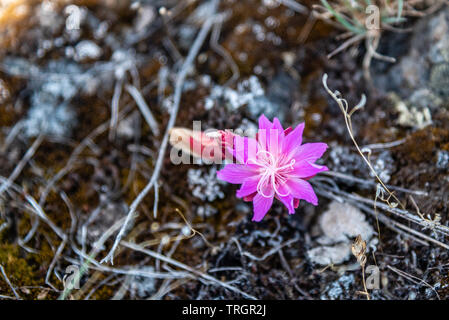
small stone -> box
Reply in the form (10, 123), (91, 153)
(75, 40), (103, 62)
(373, 6), (449, 110)
(320, 201), (374, 243)
(248, 71), (298, 122)
(307, 243), (352, 266)
(321, 274), (355, 300)
(308, 201), (374, 266)
(436, 150), (449, 169)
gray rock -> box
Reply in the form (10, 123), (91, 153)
(308, 201), (374, 266)
(307, 243), (352, 266)
(247, 71), (297, 122)
(321, 274), (355, 300)
(319, 201), (374, 243)
(373, 6), (449, 109)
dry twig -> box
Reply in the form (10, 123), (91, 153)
(100, 2), (221, 265)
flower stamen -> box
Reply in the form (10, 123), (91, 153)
(247, 150), (296, 198)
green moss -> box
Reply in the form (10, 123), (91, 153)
(0, 243), (38, 297)
(90, 283), (117, 300)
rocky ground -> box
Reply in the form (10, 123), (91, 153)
(0, 0), (448, 300)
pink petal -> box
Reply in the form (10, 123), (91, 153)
(236, 176), (259, 198)
(233, 135), (258, 164)
(279, 195), (295, 214)
(257, 175), (275, 198)
(278, 195), (295, 214)
(291, 161), (328, 178)
(258, 114), (273, 130)
(217, 164), (258, 184)
(282, 122), (304, 156)
(271, 118), (285, 151)
(292, 142), (328, 163)
(257, 115), (280, 154)
(258, 127), (283, 156)
(285, 179), (318, 206)
(268, 127), (282, 156)
(272, 117), (284, 132)
(276, 184), (296, 214)
(252, 194), (274, 222)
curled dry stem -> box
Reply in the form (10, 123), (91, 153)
(322, 74), (449, 247)
(322, 74), (403, 209)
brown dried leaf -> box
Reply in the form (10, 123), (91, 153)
(352, 235), (367, 267)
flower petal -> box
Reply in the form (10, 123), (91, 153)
(258, 114), (273, 131)
(236, 175), (259, 198)
(270, 119), (284, 155)
(217, 164), (258, 184)
(282, 122), (304, 156)
(286, 179), (318, 206)
(252, 193), (274, 222)
(279, 195), (295, 214)
(291, 161), (328, 178)
(278, 195), (295, 214)
(257, 175), (275, 198)
(233, 135), (258, 164)
(292, 142), (328, 162)
(272, 117), (284, 132)
(276, 184), (296, 214)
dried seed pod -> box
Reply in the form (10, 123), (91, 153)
(352, 235), (367, 267)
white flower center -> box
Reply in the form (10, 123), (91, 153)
(247, 150), (295, 198)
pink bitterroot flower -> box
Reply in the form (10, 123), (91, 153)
(217, 115), (328, 222)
